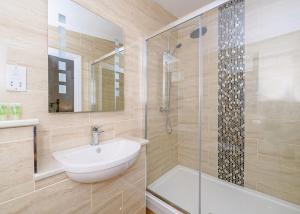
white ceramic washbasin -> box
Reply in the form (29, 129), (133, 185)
(53, 138), (141, 183)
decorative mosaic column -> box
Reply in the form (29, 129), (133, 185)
(217, 0), (245, 186)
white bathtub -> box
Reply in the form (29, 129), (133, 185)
(147, 165), (300, 214)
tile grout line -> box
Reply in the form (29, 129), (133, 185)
(0, 191), (34, 206)
(90, 184), (93, 209)
(34, 178), (70, 192)
(0, 177), (75, 206)
(0, 137), (33, 145)
(121, 191), (124, 214)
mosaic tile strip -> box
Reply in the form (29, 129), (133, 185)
(217, 0), (245, 186)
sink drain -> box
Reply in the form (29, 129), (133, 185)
(96, 147), (101, 153)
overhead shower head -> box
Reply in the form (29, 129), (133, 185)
(190, 26), (207, 39)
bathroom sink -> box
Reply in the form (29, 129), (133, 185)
(53, 138), (141, 183)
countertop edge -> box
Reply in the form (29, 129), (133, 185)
(0, 119), (39, 129)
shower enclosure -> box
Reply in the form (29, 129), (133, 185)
(145, 0), (300, 213)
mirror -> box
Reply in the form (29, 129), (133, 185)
(48, 0), (124, 113)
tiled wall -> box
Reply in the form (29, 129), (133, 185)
(244, 29), (300, 205)
(146, 32), (179, 184)
(177, 21), (200, 170)
(217, 0), (245, 186)
(200, 8), (220, 178)
(200, 0), (300, 205)
(0, 0), (175, 212)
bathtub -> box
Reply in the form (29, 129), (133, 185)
(147, 165), (300, 214)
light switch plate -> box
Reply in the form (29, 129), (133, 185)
(6, 64), (27, 92)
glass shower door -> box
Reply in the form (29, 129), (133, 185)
(146, 17), (202, 213)
(200, 0), (300, 213)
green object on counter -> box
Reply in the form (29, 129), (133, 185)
(0, 103), (9, 120)
(10, 103), (22, 120)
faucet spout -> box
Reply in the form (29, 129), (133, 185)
(91, 126), (104, 146)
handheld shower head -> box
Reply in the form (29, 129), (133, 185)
(175, 43), (182, 49)
(171, 43), (182, 55)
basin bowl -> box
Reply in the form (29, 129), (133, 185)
(53, 138), (141, 183)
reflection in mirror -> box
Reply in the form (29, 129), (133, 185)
(48, 0), (124, 113)
(90, 48), (125, 112)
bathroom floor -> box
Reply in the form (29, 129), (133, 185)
(146, 208), (156, 214)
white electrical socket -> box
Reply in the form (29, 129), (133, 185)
(6, 64), (27, 92)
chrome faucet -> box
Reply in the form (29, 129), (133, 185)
(91, 126), (104, 146)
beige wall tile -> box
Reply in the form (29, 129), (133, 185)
(34, 173), (68, 191)
(0, 139), (34, 203)
(123, 178), (146, 214)
(147, 134), (178, 184)
(32, 180), (91, 213)
(0, 127), (33, 143)
(0, 180), (91, 213)
(91, 193), (123, 214)
(92, 175), (126, 209)
(244, 26), (300, 204)
(0, 192), (34, 214)
(115, 119), (142, 138)
(50, 125), (91, 152)
(36, 130), (50, 157)
(176, 22), (201, 171)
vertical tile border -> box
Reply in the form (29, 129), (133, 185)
(217, 0), (245, 186)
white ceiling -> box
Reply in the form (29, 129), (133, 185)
(152, 0), (204, 17)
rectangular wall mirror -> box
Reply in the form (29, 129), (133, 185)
(48, 0), (124, 113)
